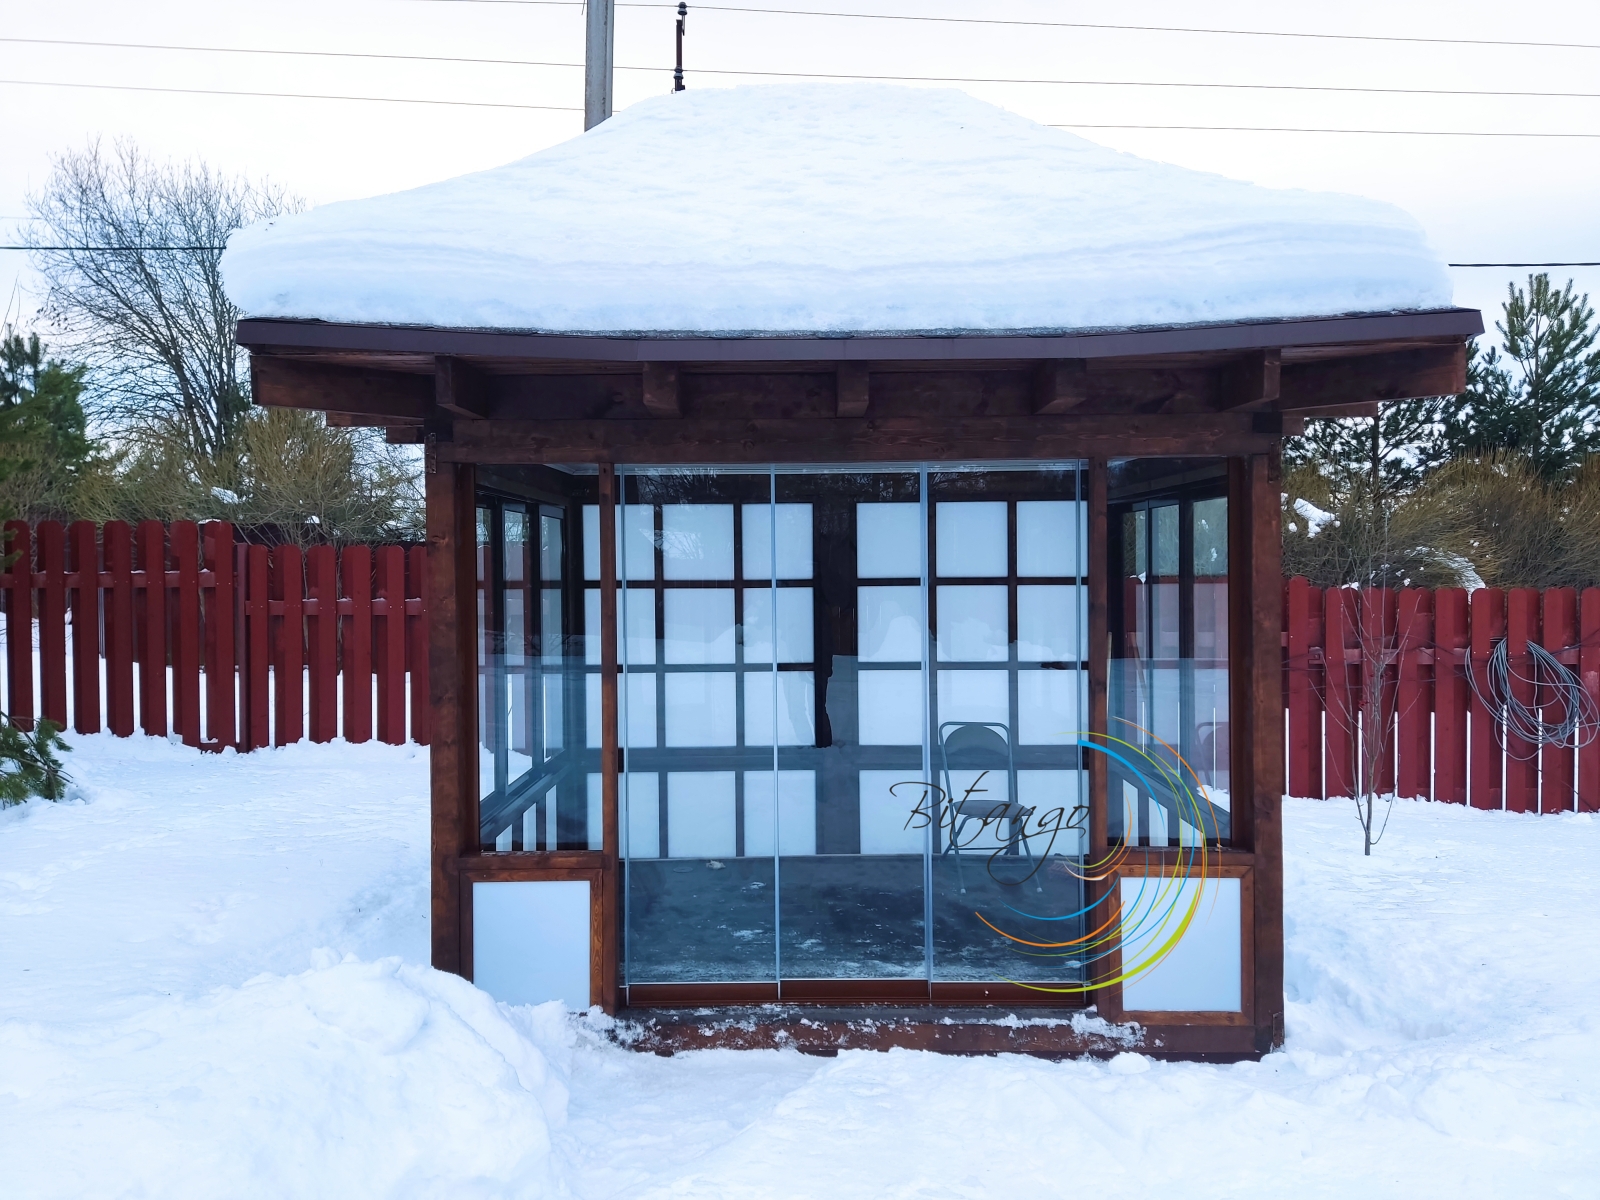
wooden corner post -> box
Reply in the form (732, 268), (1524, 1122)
(1085, 457), (1117, 1010)
(1232, 453), (1285, 1051)
(597, 463), (621, 1012)
(427, 459), (478, 975)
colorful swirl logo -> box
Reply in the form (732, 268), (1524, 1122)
(971, 720), (1227, 996)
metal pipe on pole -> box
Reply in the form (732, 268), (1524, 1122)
(584, 0), (615, 129)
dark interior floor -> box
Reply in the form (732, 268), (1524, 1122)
(623, 853), (1090, 985)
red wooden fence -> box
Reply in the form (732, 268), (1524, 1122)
(4, 525), (1596, 812)
(1283, 577), (1600, 813)
(0, 520), (429, 749)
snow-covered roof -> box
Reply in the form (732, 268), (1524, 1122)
(222, 84), (1453, 338)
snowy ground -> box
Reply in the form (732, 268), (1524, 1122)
(2, 735), (1597, 1199)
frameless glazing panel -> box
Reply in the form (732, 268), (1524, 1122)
(583, 503), (656, 581)
(774, 470), (929, 982)
(927, 467), (1090, 986)
(742, 586), (814, 663)
(1108, 460), (1231, 847)
(621, 469), (778, 985)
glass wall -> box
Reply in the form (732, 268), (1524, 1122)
(477, 478), (594, 852)
(1107, 459), (1231, 847)
(593, 465), (1092, 995)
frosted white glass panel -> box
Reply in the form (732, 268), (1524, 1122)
(742, 770), (818, 856)
(742, 587), (814, 663)
(472, 880), (591, 1010)
(541, 673), (564, 759)
(858, 670), (923, 745)
(664, 672), (738, 746)
(582, 504), (655, 581)
(936, 585), (1008, 662)
(1017, 669), (1085, 745)
(667, 771), (737, 858)
(744, 671), (816, 746)
(1017, 500), (1085, 577)
(857, 503), (922, 579)
(586, 672), (658, 748)
(1018, 770), (1089, 857)
(859, 586), (923, 662)
(859, 770), (931, 854)
(936, 501), (1007, 577)
(1119, 876), (1242, 1012)
(592, 771), (662, 858)
(584, 588), (657, 665)
(1017, 585), (1085, 662)
(936, 669), (1009, 727)
(742, 503), (814, 580)
(662, 505), (735, 580)
(664, 589), (736, 664)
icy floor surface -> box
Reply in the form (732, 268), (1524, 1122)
(2, 734), (1597, 1198)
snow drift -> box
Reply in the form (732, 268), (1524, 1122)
(221, 83), (1453, 335)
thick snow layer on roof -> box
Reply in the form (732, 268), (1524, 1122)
(222, 84), (1453, 335)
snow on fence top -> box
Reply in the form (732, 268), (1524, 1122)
(222, 84), (1453, 337)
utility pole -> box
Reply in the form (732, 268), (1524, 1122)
(584, 0), (615, 129)
(674, 3), (687, 92)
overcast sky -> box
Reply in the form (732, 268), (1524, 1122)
(5, 0), (1599, 338)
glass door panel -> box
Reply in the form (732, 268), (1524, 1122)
(775, 470), (928, 981)
(926, 469), (1090, 987)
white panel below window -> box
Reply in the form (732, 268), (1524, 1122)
(667, 771), (737, 858)
(858, 769), (930, 855)
(858, 670), (924, 745)
(742, 770), (818, 856)
(1119, 875), (1242, 1012)
(472, 880), (591, 1010)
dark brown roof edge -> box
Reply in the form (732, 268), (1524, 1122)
(236, 307), (1483, 364)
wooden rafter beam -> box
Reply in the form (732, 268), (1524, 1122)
(437, 413), (1281, 465)
(835, 362), (870, 418)
(251, 355), (432, 420)
(641, 363), (682, 417)
(1031, 358), (1089, 414)
(1278, 344), (1465, 411)
(1217, 349), (1282, 412)
(434, 356), (490, 419)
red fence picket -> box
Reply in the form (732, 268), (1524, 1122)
(0, 522), (430, 751)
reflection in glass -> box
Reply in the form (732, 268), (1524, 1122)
(1109, 460), (1231, 846)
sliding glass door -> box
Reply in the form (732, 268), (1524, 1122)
(596, 464), (1092, 998)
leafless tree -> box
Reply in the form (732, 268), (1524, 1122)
(25, 139), (298, 460)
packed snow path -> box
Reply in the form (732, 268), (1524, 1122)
(2, 735), (1596, 1198)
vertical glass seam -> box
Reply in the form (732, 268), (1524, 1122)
(920, 465), (934, 990)
(770, 468), (782, 994)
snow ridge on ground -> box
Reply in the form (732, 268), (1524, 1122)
(2, 735), (1596, 1198)
(222, 84), (1453, 336)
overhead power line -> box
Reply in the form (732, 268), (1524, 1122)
(1448, 261), (1600, 267)
(10, 36), (1600, 101)
(1049, 124), (1600, 138)
(398, 0), (1600, 53)
(0, 77), (580, 111)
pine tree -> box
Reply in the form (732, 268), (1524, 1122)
(1441, 274), (1600, 477)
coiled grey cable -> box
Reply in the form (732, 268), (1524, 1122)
(1466, 638), (1600, 757)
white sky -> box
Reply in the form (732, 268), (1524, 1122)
(4, 0), (1600, 340)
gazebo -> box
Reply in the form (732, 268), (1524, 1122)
(225, 84), (1480, 1061)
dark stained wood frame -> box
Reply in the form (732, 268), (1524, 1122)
(456, 855), (609, 1008)
(248, 306), (1467, 1060)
